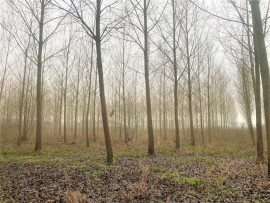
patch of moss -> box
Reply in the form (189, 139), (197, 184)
(85, 170), (103, 178)
(163, 171), (203, 188)
(115, 150), (145, 158)
(0, 193), (16, 203)
(207, 193), (220, 201)
(181, 177), (202, 187)
(0, 155), (61, 164)
(149, 166), (166, 174)
(97, 163), (108, 170)
(155, 147), (175, 155)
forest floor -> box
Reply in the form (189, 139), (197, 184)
(0, 141), (269, 202)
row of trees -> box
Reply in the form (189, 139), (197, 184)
(216, 0), (270, 172)
(0, 0), (270, 174)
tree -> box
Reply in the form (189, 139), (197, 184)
(155, 0), (181, 148)
(235, 57), (255, 145)
(53, 0), (123, 162)
(125, 0), (167, 155)
(85, 40), (94, 148)
(250, 0), (270, 175)
(17, 32), (31, 146)
(6, 0), (66, 151)
(35, 0), (45, 151)
(63, 30), (73, 144)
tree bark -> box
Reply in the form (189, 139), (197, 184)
(254, 37), (264, 163)
(86, 41), (94, 148)
(172, 0), (180, 149)
(144, 0), (155, 155)
(18, 35), (30, 146)
(250, 0), (270, 175)
(96, 0), (114, 162)
(35, 0), (45, 151)
(73, 61), (80, 142)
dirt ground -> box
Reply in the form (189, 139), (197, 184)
(0, 142), (269, 202)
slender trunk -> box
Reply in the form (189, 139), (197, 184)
(246, 0), (264, 162)
(250, 0), (269, 170)
(241, 62), (255, 145)
(18, 37), (30, 146)
(172, 0), (180, 149)
(93, 65), (98, 142)
(59, 83), (63, 137)
(35, 0), (45, 151)
(135, 73), (138, 140)
(207, 60), (211, 143)
(198, 57), (204, 144)
(82, 93), (86, 138)
(86, 41), (94, 147)
(64, 39), (71, 144)
(122, 43), (128, 143)
(181, 99), (185, 141)
(254, 36), (264, 163)
(118, 80), (122, 139)
(144, 0), (155, 155)
(73, 64), (80, 141)
(23, 73), (30, 140)
(187, 40), (195, 145)
(163, 66), (167, 141)
(159, 73), (162, 139)
(54, 93), (58, 137)
(96, 0), (113, 162)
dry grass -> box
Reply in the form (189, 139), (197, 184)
(64, 190), (90, 203)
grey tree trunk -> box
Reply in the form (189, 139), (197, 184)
(93, 66), (98, 142)
(172, 0), (180, 149)
(144, 0), (155, 155)
(254, 37), (264, 163)
(96, 0), (114, 162)
(35, 0), (45, 151)
(207, 59), (211, 143)
(86, 41), (94, 148)
(187, 40), (195, 146)
(246, 0), (264, 163)
(73, 61), (80, 141)
(18, 35), (30, 146)
(250, 0), (270, 174)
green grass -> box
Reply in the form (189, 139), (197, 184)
(0, 154), (61, 164)
(115, 150), (145, 158)
(149, 166), (167, 174)
(155, 147), (176, 155)
(0, 145), (105, 166)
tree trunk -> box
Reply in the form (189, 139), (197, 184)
(96, 0), (114, 162)
(163, 66), (167, 141)
(250, 0), (270, 173)
(35, 0), (45, 151)
(93, 65), (98, 142)
(144, 0), (155, 155)
(172, 0), (180, 149)
(59, 82), (63, 137)
(254, 37), (264, 163)
(198, 56), (204, 144)
(64, 39), (71, 144)
(207, 59), (211, 143)
(187, 42), (195, 145)
(73, 62), (80, 142)
(86, 41), (94, 148)
(18, 36), (30, 146)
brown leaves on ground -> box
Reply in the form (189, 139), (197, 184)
(0, 144), (270, 202)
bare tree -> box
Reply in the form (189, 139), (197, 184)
(250, 0), (270, 175)
(125, 0), (167, 154)
(85, 40), (94, 148)
(52, 0), (124, 162)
